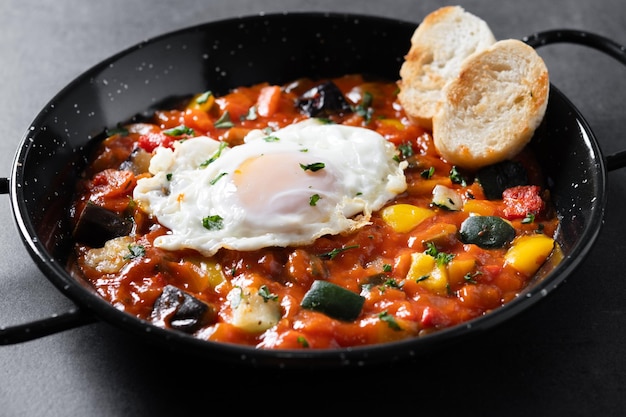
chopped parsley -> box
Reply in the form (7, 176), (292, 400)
(300, 162), (325, 172)
(297, 336), (310, 348)
(424, 242), (454, 266)
(318, 245), (360, 260)
(353, 91), (374, 123)
(200, 141), (228, 167)
(202, 215), (224, 231)
(379, 310), (402, 331)
(209, 172), (228, 185)
(163, 125), (194, 137)
(449, 166), (467, 186)
(214, 111), (234, 128)
(464, 271), (482, 284)
(421, 166), (435, 179)
(258, 285), (278, 303)
(309, 193), (321, 206)
(196, 91), (213, 104)
(378, 278), (402, 292)
(126, 197), (137, 212)
(243, 105), (258, 121)
(123, 244), (145, 260)
(398, 142), (413, 159)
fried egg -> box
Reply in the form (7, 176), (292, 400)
(133, 119), (407, 256)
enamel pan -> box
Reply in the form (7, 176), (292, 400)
(2, 13), (626, 368)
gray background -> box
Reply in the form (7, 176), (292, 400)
(1, 0), (625, 416)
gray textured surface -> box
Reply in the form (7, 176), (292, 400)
(1, 1), (626, 415)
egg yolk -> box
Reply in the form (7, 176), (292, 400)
(232, 152), (337, 221)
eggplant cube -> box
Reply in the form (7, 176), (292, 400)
(152, 285), (216, 333)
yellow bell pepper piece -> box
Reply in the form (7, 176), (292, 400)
(381, 204), (435, 233)
(378, 118), (405, 130)
(463, 199), (497, 216)
(407, 252), (448, 295)
(504, 234), (555, 276)
(186, 91), (215, 112)
(447, 257), (477, 287)
(184, 258), (226, 291)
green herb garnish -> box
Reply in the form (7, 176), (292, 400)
(258, 285), (279, 303)
(202, 215), (224, 231)
(398, 142), (413, 159)
(354, 91), (374, 123)
(200, 141), (229, 167)
(464, 271), (482, 284)
(421, 167), (435, 179)
(297, 336), (310, 348)
(123, 244), (145, 260)
(424, 242), (454, 266)
(309, 194), (321, 206)
(449, 166), (467, 186)
(243, 105), (258, 121)
(163, 125), (194, 137)
(196, 91), (213, 104)
(319, 245), (360, 260)
(379, 310), (402, 331)
(300, 162), (325, 172)
(209, 172), (228, 185)
(214, 111), (234, 128)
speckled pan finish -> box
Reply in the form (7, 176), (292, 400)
(2, 14), (624, 368)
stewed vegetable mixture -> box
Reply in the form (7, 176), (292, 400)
(68, 74), (560, 349)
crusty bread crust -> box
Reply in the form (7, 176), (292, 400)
(432, 39), (549, 170)
(398, 6), (496, 130)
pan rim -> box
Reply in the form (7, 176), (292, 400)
(7, 11), (608, 368)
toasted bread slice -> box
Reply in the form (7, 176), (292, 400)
(432, 39), (550, 170)
(398, 6), (496, 129)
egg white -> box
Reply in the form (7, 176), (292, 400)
(133, 119), (407, 256)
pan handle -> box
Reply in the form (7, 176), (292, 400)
(1, 31), (624, 343)
(1, 177), (8, 194)
(0, 177), (97, 344)
(523, 29), (626, 172)
(1, 308), (97, 345)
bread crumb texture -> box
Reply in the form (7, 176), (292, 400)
(399, 6), (549, 170)
(432, 39), (549, 169)
(398, 5), (496, 130)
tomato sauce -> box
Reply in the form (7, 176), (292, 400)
(68, 74), (560, 349)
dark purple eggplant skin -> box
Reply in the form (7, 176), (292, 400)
(72, 203), (132, 248)
(152, 285), (217, 334)
(295, 81), (352, 117)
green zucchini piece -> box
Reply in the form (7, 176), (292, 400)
(459, 215), (516, 249)
(475, 160), (528, 200)
(300, 280), (365, 321)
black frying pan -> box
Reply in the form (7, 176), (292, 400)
(1, 13), (625, 368)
